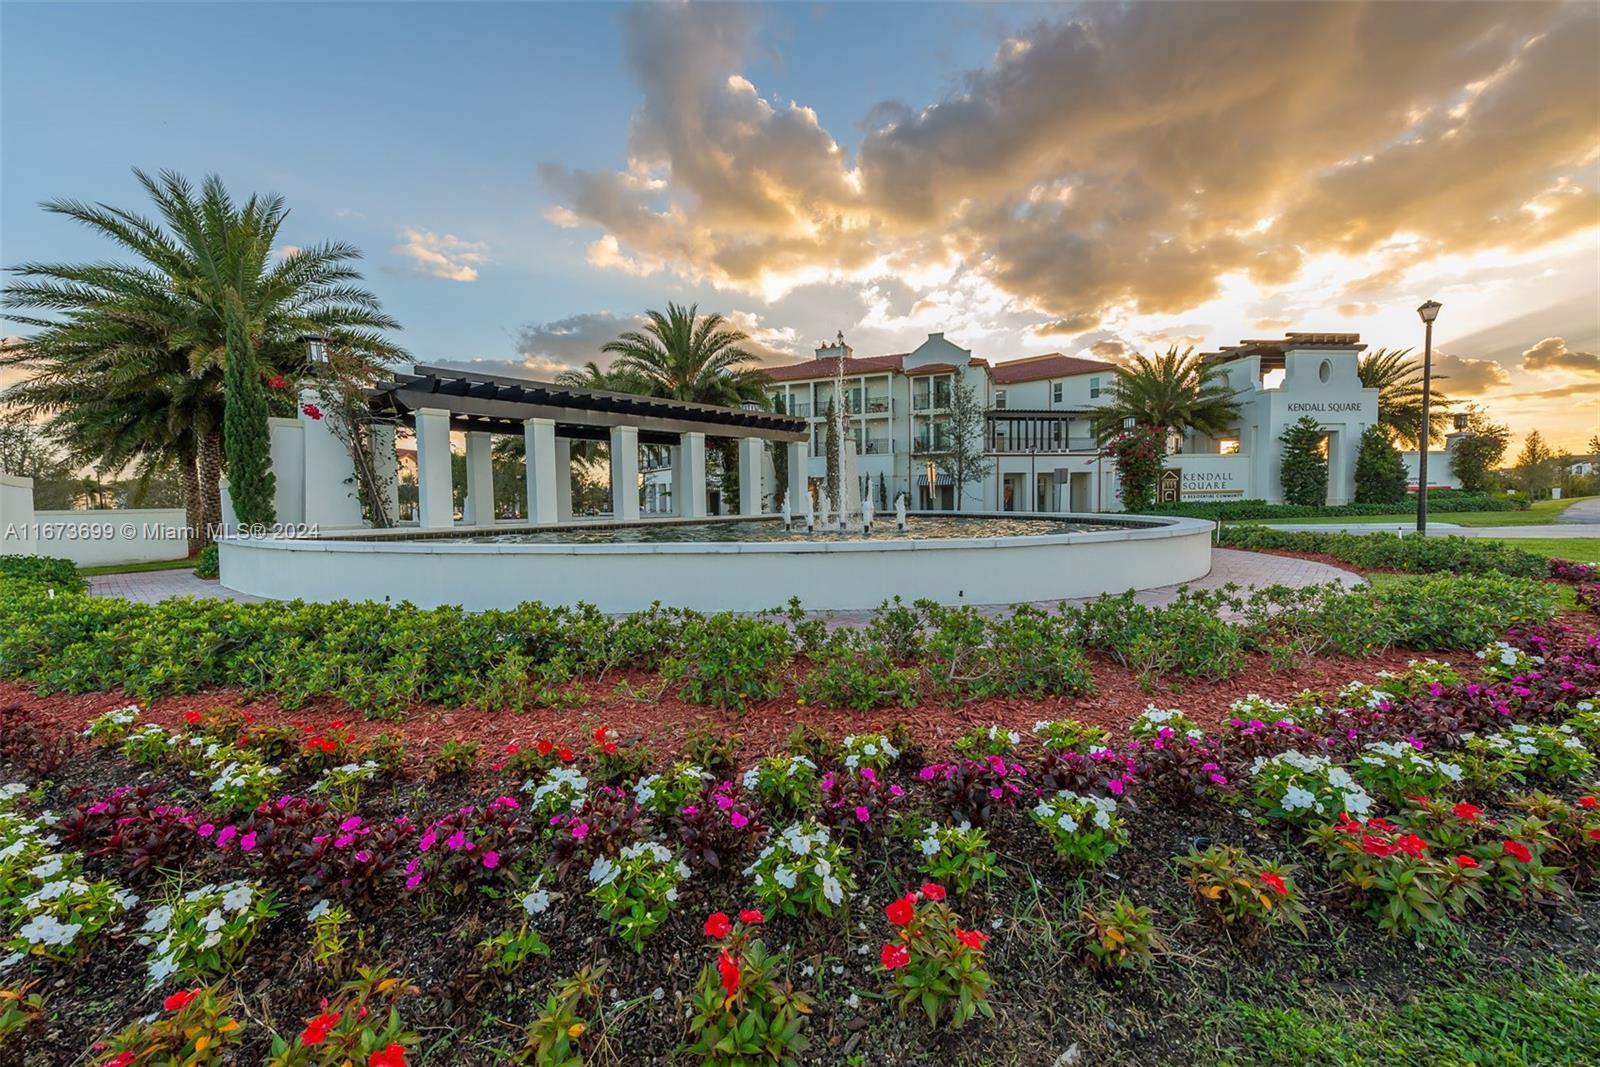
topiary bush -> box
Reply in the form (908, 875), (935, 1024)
(1278, 416), (1329, 507)
(193, 544), (220, 580)
(1354, 425), (1408, 505)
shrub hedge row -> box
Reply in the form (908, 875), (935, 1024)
(0, 563), (1559, 717)
(1150, 492), (1526, 521)
(1215, 527), (1550, 578)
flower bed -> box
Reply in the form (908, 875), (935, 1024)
(2, 614), (1598, 1064)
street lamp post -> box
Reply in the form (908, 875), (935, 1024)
(1415, 300), (1442, 535)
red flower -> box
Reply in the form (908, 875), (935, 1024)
(163, 989), (200, 1012)
(593, 726), (610, 743)
(703, 912), (731, 939)
(558, 747), (574, 762)
(884, 893), (917, 927)
(369, 1044), (408, 1067)
(919, 882), (946, 902)
(1502, 840), (1532, 864)
(1360, 835), (1398, 858)
(266, 375), (288, 390)
(738, 909), (764, 925)
(954, 928), (988, 951)
(300, 1011), (342, 1046)
(1451, 802), (1482, 821)
(301, 403), (324, 421)
(1367, 817), (1398, 833)
(1259, 872), (1288, 896)
(1578, 796), (1598, 810)
(717, 947), (741, 996)
(536, 739), (554, 756)
(184, 711), (202, 726)
(1454, 854), (1480, 868)
(1334, 812), (1364, 834)
(880, 942), (910, 970)
(106, 1055), (135, 1067)
(1587, 829), (1600, 842)
(602, 742), (618, 754)
(1396, 834), (1428, 858)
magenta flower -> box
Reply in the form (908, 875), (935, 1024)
(571, 822), (589, 840)
(239, 831), (257, 852)
(482, 851), (500, 869)
(730, 811), (749, 829)
(445, 830), (468, 851)
(196, 823), (215, 837)
(854, 805), (871, 822)
(339, 816), (363, 831)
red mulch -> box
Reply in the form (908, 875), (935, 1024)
(0, 642), (1492, 770)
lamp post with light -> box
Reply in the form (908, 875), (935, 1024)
(1415, 300), (1441, 535)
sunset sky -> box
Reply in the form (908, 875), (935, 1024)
(3, 1), (1597, 449)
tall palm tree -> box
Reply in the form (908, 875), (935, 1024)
(1092, 346), (1241, 445)
(2, 169), (403, 545)
(1357, 348), (1451, 448)
(600, 303), (766, 406)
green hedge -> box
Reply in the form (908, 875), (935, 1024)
(1216, 526), (1548, 578)
(193, 543), (220, 580)
(1150, 492), (1526, 521)
(0, 554), (87, 594)
(0, 570), (1558, 717)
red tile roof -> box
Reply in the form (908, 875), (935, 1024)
(761, 353), (907, 382)
(989, 353), (1116, 384)
(903, 362), (963, 376)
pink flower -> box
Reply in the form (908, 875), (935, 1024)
(854, 805), (871, 822)
(571, 822), (589, 840)
(215, 826), (238, 848)
(340, 816), (363, 831)
(482, 851), (499, 869)
(405, 874), (423, 891)
(445, 830), (468, 851)
(334, 834), (355, 849)
(418, 830), (437, 852)
(730, 811), (749, 829)
(196, 823), (215, 838)
(239, 831), (257, 852)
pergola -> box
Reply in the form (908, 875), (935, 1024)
(368, 365), (810, 527)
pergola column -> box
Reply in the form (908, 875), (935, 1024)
(522, 417), (558, 524)
(463, 430), (495, 525)
(609, 425), (640, 521)
(786, 441), (807, 510)
(370, 423), (401, 526)
(738, 437), (764, 515)
(677, 432), (707, 518)
(555, 439), (573, 521)
(413, 407), (455, 529)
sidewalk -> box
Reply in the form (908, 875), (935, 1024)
(1260, 521), (1600, 539)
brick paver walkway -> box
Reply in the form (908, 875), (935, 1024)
(88, 547), (1358, 617)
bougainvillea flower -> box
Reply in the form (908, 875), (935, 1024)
(954, 928), (989, 951)
(703, 912), (732, 939)
(880, 942), (910, 969)
(301, 403), (323, 420)
(1259, 872), (1288, 896)
(162, 989), (200, 1012)
(738, 909), (764, 925)
(299, 1011), (342, 1046)
(368, 1044), (408, 1067)
(717, 947), (741, 996)
(920, 882), (946, 902)
(884, 893), (917, 926)
(1502, 840), (1533, 864)
(1451, 802), (1483, 821)
(1454, 855), (1480, 868)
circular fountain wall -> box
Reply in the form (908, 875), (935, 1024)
(218, 513), (1214, 613)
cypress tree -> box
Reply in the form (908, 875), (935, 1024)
(824, 397), (840, 506)
(222, 313), (277, 525)
(1353, 425), (1408, 504)
(1278, 416), (1329, 506)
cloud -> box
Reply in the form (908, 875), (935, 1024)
(542, 1), (1597, 338)
(1520, 336), (1600, 376)
(1433, 353), (1513, 394)
(514, 307), (800, 374)
(272, 245), (302, 260)
(394, 228), (488, 282)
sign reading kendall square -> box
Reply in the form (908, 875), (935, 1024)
(1181, 470), (1244, 496)
(1286, 401), (1363, 413)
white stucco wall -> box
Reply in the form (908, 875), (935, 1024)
(27, 508), (190, 566)
(220, 514), (1214, 613)
(0, 474), (39, 555)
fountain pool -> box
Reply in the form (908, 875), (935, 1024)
(218, 512), (1215, 613)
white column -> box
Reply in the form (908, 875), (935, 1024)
(786, 441), (807, 510)
(369, 423), (400, 526)
(738, 437), (763, 515)
(523, 417), (558, 524)
(679, 432), (708, 518)
(667, 444), (683, 516)
(414, 407), (455, 529)
(609, 425), (640, 521)
(463, 430), (495, 525)
(555, 438), (573, 521)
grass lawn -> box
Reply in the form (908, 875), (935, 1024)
(1214, 963), (1600, 1067)
(77, 557), (196, 577)
(1255, 496), (1594, 528)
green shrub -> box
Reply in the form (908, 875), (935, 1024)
(193, 543), (220, 579)
(1354, 425), (1408, 505)
(798, 632), (918, 711)
(1217, 526), (1548, 578)
(661, 613), (791, 711)
(1278, 416), (1329, 506)
(1149, 491), (1524, 521)
(0, 555), (86, 593)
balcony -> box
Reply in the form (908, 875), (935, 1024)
(864, 438), (891, 455)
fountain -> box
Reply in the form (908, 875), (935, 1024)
(862, 494), (874, 534)
(895, 493), (908, 532)
(818, 490), (831, 531)
(781, 497), (792, 532)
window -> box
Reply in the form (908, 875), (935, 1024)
(932, 375), (952, 409)
(995, 389), (1007, 409)
(1052, 382), (1063, 404)
(1219, 438), (1240, 455)
(913, 377), (931, 410)
(1089, 376), (1101, 399)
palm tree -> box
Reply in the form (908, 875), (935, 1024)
(2, 169), (403, 546)
(600, 303), (766, 406)
(1092, 346), (1241, 445)
(1357, 348), (1451, 448)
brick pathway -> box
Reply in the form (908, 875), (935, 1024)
(88, 547), (1358, 616)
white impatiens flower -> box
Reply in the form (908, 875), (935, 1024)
(774, 865), (798, 889)
(920, 835), (941, 857)
(521, 888), (551, 916)
(1280, 785), (1315, 812)
(141, 904), (174, 933)
(220, 883), (254, 912)
(588, 857), (618, 886)
(19, 914), (80, 947)
(822, 875), (844, 905)
(200, 909), (225, 933)
(28, 855), (64, 879)
(307, 899), (332, 922)
(1056, 813), (1080, 833)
